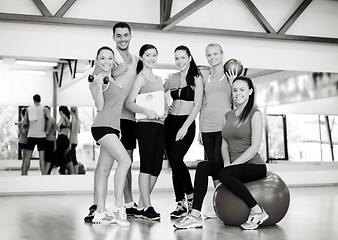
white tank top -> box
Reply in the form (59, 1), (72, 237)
(27, 105), (46, 138)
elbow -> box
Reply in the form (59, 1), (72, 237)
(251, 144), (261, 155)
(125, 101), (132, 111)
(96, 104), (104, 112)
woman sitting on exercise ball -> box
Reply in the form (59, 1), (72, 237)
(174, 76), (268, 230)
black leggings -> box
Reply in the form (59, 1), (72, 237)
(192, 161), (267, 211)
(70, 144), (78, 165)
(202, 131), (223, 179)
(164, 114), (195, 202)
(136, 122), (165, 177)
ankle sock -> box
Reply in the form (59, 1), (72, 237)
(125, 202), (135, 208)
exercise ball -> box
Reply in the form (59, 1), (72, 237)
(78, 162), (86, 175)
(213, 171), (290, 226)
(223, 59), (243, 76)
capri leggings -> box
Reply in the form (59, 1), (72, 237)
(135, 122), (165, 177)
(192, 161), (267, 211)
(164, 114), (195, 202)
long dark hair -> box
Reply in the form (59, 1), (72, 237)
(233, 76), (255, 125)
(136, 44), (158, 74)
(59, 106), (70, 120)
(174, 45), (200, 86)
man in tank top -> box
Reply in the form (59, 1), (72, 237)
(22, 94), (49, 175)
(84, 22), (138, 222)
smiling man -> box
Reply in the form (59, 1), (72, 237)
(84, 22), (138, 222)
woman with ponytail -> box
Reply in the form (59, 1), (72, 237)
(126, 44), (167, 221)
(174, 76), (268, 230)
(164, 45), (203, 218)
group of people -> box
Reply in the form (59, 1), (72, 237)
(18, 97), (81, 175)
(85, 21), (269, 231)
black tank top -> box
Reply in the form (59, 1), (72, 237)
(170, 85), (194, 101)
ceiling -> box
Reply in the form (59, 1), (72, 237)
(1, 0), (337, 44)
(0, 0), (337, 114)
(1, 0), (337, 80)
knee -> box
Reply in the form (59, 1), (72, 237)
(217, 168), (230, 182)
(196, 161), (208, 170)
(121, 157), (131, 171)
(95, 167), (110, 179)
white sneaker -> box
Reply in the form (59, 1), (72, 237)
(92, 211), (116, 224)
(111, 206), (130, 227)
(240, 208), (269, 230)
(173, 214), (203, 229)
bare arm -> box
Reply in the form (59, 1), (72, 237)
(125, 75), (158, 119)
(198, 78), (207, 145)
(89, 75), (105, 111)
(231, 111), (263, 165)
(176, 75), (204, 141)
(221, 138), (231, 167)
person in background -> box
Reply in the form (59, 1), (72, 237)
(55, 105), (72, 174)
(89, 46), (131, 226)
(70, 106), (81, 174)
(164, 45), (203, 219)
(174, 76), (268, 230)
(22, 94), (49, 175)
(44, 106), (57, 174)
(17, 107), (29, 173)
(126, 44), (167, 221)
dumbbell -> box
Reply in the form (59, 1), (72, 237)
(88, 75), (109, 84)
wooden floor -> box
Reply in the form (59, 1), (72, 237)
(1, 186), (338, 240)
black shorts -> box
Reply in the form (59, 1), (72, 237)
(18, 143), (28, 151)
(120, 119), (136, 150)
(26, 137), (46, 151)
(45, 140), (55, 163)
(91, 127), (120, 142)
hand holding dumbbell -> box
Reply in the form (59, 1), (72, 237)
(88, 75), (109, 84)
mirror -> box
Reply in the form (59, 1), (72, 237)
(0, 57), (337, 176)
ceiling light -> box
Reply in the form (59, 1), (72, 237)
(15, 60), (58, 67)
(10, 70), (47, 75)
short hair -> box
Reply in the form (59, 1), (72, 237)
(33, 94), (41, 103)
(113, 22), (131, 35)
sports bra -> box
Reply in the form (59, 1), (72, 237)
(170, 85), (195, 101)
(60, 123), (69, 129)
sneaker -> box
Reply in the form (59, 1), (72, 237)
(92, 211), (116, 224)
(134, 208), (144, 218)
(187, 200), (193, 214)
(126, 202), (138, 217)
(84, 204), (97, 222)
(240, 207), (269, 230)
(111, 206), (130, 227)
(173, 214), (203, 229)
(170, 202), (188, 218)
(142, 207), (161, 221)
